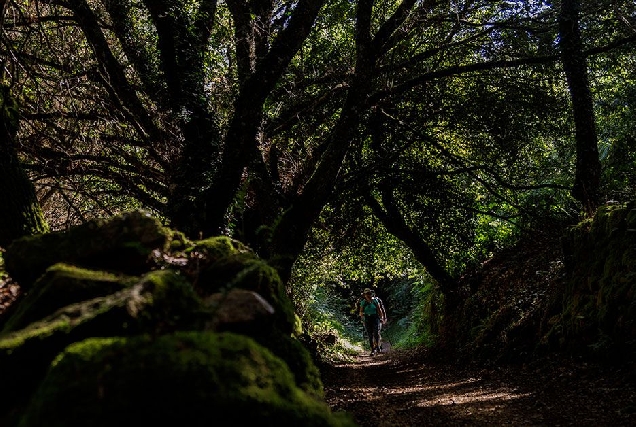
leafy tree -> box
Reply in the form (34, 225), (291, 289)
(1, 0), (635, 302)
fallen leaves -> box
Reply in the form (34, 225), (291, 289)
(322, 351), (636, 426)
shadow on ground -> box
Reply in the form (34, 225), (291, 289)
(322, 350), (636, 426)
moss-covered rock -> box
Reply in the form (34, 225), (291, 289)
(253, 330), (326, 398)
(185, 235), (250, 261)
(18, 332), (355, 427)
(0, 270), (206, 409)
(187, 236), (299, 336)
(204, 288), (276, 333)
(2, 264), (138, 333)
(203, 289), (323, 396)
(4, 210), (173, 289)
(0, 211), (347, 426)
(450, 203), (636, 364)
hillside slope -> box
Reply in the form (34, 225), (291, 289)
(446, 203), (636, 366)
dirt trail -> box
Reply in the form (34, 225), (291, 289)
(321, 347), (636, 426)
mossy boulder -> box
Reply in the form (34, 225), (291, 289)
(18, 332), (355, 427)
(202, 289), (322, 397)
(252, 329), (325, 398)
(2, 263), (138, 333)
(185, 235), (249, 261)
(0, 211), (342, 426)
(186, 236), (300, 336)
(0, 269), (206, 409)
(4, 210), (173, 289)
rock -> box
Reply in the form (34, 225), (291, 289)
(1, 263), (136, 333)
(4, 210), (173, 289)
(0, 269), (205, 409)
(0, 211), (341, 426)
(189, 237), (300, 336)
(204, 288), (275, 332)
(18, 331), (356, 427)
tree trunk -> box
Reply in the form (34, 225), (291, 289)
(559, 0), (602, 215)
(267, 0), (377, 285)
(364, 190), (457, 296)
(267, 0), (420, 286)
(139, 0), (222, 237)
(195, 0), (326, 239)
(0, 86), (48, 247)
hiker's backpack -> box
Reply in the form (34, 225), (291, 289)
(374, 296), (386, 316)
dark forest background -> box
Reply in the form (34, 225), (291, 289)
(1, 0), (636, 362)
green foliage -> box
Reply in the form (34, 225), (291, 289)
(295, 205), (428, 289)
(293, 224), (445, 356)
(382, 278), (443, 350)
(593, 50), (636, 201)
(298, 283), (362, 362)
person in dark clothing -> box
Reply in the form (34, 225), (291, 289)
(358, 288), (387, 355)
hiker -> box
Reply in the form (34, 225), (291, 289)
(359, 288), (387, 355)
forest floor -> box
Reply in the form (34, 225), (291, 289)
(321, 344), (636, 426)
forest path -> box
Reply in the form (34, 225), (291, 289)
(321, 348), (636, 426)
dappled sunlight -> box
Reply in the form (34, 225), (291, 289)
(393, 377), (482, 392)
(327, 370), (532, 418)
(359, 357), (392, 367)
(414, 387), (532, 408)
(323, 350), (636, 426)
(331, 355), (393, 369)
(339, 339), (364, 353)
(327, 379), (533, 424)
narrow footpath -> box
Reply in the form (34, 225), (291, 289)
(321, 347), (636, 426)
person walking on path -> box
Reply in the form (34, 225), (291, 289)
(359, 288), (387, 355)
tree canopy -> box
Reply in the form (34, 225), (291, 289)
(1, 0), (635, 298)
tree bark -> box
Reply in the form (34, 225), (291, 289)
(141, 0), (222, 236)
(267, 0), (376, 285)
(0, 86), (48, 247)
(364, 190), (457, 298)
(558, 0), (602, 215)
(267, 0), (421, 285)
(195, 0), (326, 239)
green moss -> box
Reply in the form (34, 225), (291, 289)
(193, 249), (298, 335)
(132, 269), (207, 331)
(5, 210), (173, 288)
(551, 203), (636, 359)
(19, 332), (356, 427)
(253, 330), (324, 398)
(0, 213), (327, 424)
(169, 229), (192, 251)
(2, 264), (137, 333)
(0, 270), (206, 409)
(186, 235), (251, 260)
(625, 208), (636, 228)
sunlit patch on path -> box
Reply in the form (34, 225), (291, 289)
(321, 353), (636, 426)
(414, 385), (532, 407)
